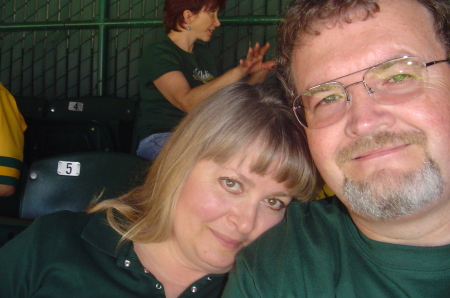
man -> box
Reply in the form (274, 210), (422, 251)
(0, 83), (26, 197)
(222, 0), (450, 296)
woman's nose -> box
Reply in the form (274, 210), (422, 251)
(227, 202), (257, 234)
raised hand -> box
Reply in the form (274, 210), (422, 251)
(239, 42), (276, 76)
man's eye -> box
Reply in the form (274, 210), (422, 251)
(388, 73), (413, 83)
(264, 198), (286, 211)
(220, 178), (242, 193)
(313, 93), (344, 110)
(322, 94), (341, 104)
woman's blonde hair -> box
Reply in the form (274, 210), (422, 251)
(89, 82), (319, 243)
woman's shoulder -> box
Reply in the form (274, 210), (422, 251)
(143, 36), (178, 53)
(193, 41), (213, 55)
(28, 211), (97, 240)
(0, 211), (100, 259)
(36, 210), (94, 225)
(141, 37), (184, 65)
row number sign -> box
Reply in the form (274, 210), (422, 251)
(57, 161), (81, 176)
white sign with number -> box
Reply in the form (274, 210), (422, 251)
(57, 161), (81, 176)
(68, 101), (84, 112)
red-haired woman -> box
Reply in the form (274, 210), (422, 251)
(137, 0), (275, 161)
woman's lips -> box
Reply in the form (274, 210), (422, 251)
(210, 229), (243, 250)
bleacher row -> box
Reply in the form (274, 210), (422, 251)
(0, 97), (150, 247)
(17, 96), (140, 164)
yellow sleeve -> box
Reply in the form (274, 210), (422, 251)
(0, 83), (27, 185)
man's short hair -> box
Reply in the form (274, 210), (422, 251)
(275, 0), (450, 104)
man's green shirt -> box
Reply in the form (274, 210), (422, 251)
(223, 197), (450, 297)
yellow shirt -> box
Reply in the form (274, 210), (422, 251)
(316, 184), (334, 200)
(0, 83), (27, 186)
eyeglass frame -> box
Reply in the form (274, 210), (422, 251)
(292, 56), (450, 129)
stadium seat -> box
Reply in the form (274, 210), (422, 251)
(24, 118), (114, 162)
(45, 97), (138, 153)
(19, 151), (149, 219)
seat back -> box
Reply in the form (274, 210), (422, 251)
(19, 152), (149, 219)
(25, 118), (114, 159)
(14, 96), (46, 119)
(45, 97), (137, 153)
(14, 97), (47, 166)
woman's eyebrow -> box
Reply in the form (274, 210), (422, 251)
(270, 192), (291, 197)
(232, 170), (255, 188)
(232, 171), (290, 197)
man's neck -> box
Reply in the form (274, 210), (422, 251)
(349, 197), (450, 246)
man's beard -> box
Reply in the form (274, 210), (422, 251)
(337, 131), (444, 220)
(343, 157), (444, 219)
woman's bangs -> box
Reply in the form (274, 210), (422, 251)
(247, 134), (301, 190)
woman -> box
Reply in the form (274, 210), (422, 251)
(137, 0), (275, 160)
(0, 82), (318, 297)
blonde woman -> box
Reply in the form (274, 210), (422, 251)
(0, 82), (318, 298)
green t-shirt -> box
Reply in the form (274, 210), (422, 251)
(223, 197), (450, 297)
(0, 211), (227, 297)
(137, 36), (218, 140)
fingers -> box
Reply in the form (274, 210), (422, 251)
(249, 42), (262, 59)
(252, 42), (261, 56)
(246, 47), (254, 61)
(259, 42), (270, 57)
(247, 42), (270, 61)
(240, 42), (273, 76)
(261, 60), (276, 70)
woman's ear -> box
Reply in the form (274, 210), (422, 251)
(182, 10), (194, 27)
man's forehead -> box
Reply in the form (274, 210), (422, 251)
(290, 0), (437, 90)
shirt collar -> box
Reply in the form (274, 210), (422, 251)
(81, 212), (124, 256)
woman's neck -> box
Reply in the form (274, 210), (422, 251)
(167, 30), (195, 53)
(133, 241), (206, 298)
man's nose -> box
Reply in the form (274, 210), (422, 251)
(344, 84), (396, 138)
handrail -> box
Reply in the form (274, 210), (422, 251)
(0, 16), (280, 31)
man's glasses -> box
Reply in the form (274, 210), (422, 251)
(292, 56), (449, 129)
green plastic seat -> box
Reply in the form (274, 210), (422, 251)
(45, 97), (138, 153)
(19, 151), (149, 219)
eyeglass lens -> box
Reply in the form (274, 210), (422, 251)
(294, 56), (429, 128)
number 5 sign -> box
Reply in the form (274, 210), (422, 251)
(57, 161), (81, 176)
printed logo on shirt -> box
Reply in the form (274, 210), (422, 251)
(192, 68), (215, 83)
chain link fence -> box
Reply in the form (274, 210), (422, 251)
(0, 0), (290, 100)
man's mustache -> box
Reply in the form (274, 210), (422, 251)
(336, 131), (427, 167)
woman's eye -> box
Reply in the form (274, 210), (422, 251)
(220, 178), (242, 193)
(264, 198), (287, 211)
